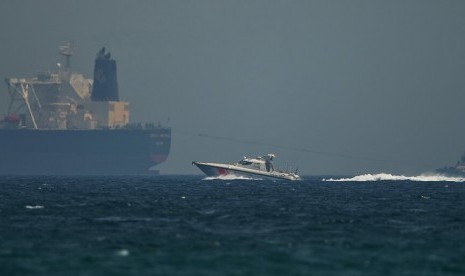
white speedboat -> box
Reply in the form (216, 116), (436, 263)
(192, 154), (301, 181)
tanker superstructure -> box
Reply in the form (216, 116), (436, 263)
(0, 44), (171, 175)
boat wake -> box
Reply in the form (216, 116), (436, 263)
(202, 175), (262, 181)
(323, 173), (465, 182)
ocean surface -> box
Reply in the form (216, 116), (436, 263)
(1, 174), (465, 275)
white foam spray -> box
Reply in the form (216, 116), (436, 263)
(116, 249), (130, 257)
(25, 205), (44, 209)
(323, 173), (465, 182)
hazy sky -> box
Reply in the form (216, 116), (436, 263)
(1, 0), (465, 175)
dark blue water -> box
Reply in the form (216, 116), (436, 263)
(1, 175), (464, 275)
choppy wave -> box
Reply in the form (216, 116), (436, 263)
(94, 216), (153, 222)
(3, 175), (465, 274)
(115, 249), (130, 257)
(323, 173), (465, 182)
(25, 205), (44, 209)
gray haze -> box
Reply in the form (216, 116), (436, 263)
(1, 0), (465, 175)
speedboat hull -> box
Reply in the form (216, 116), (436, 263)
(193, 161), (300, 181)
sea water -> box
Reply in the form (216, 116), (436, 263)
(0, 175), (464, 275)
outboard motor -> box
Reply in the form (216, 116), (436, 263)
(91, 47), (119, 101)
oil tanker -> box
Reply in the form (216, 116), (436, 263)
(0, 44), (171, 175)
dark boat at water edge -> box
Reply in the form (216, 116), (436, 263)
(436, 152), (465, 177)
(0, 44), (171, 175)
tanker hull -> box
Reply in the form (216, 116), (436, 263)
(0, 128), (170, 175)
